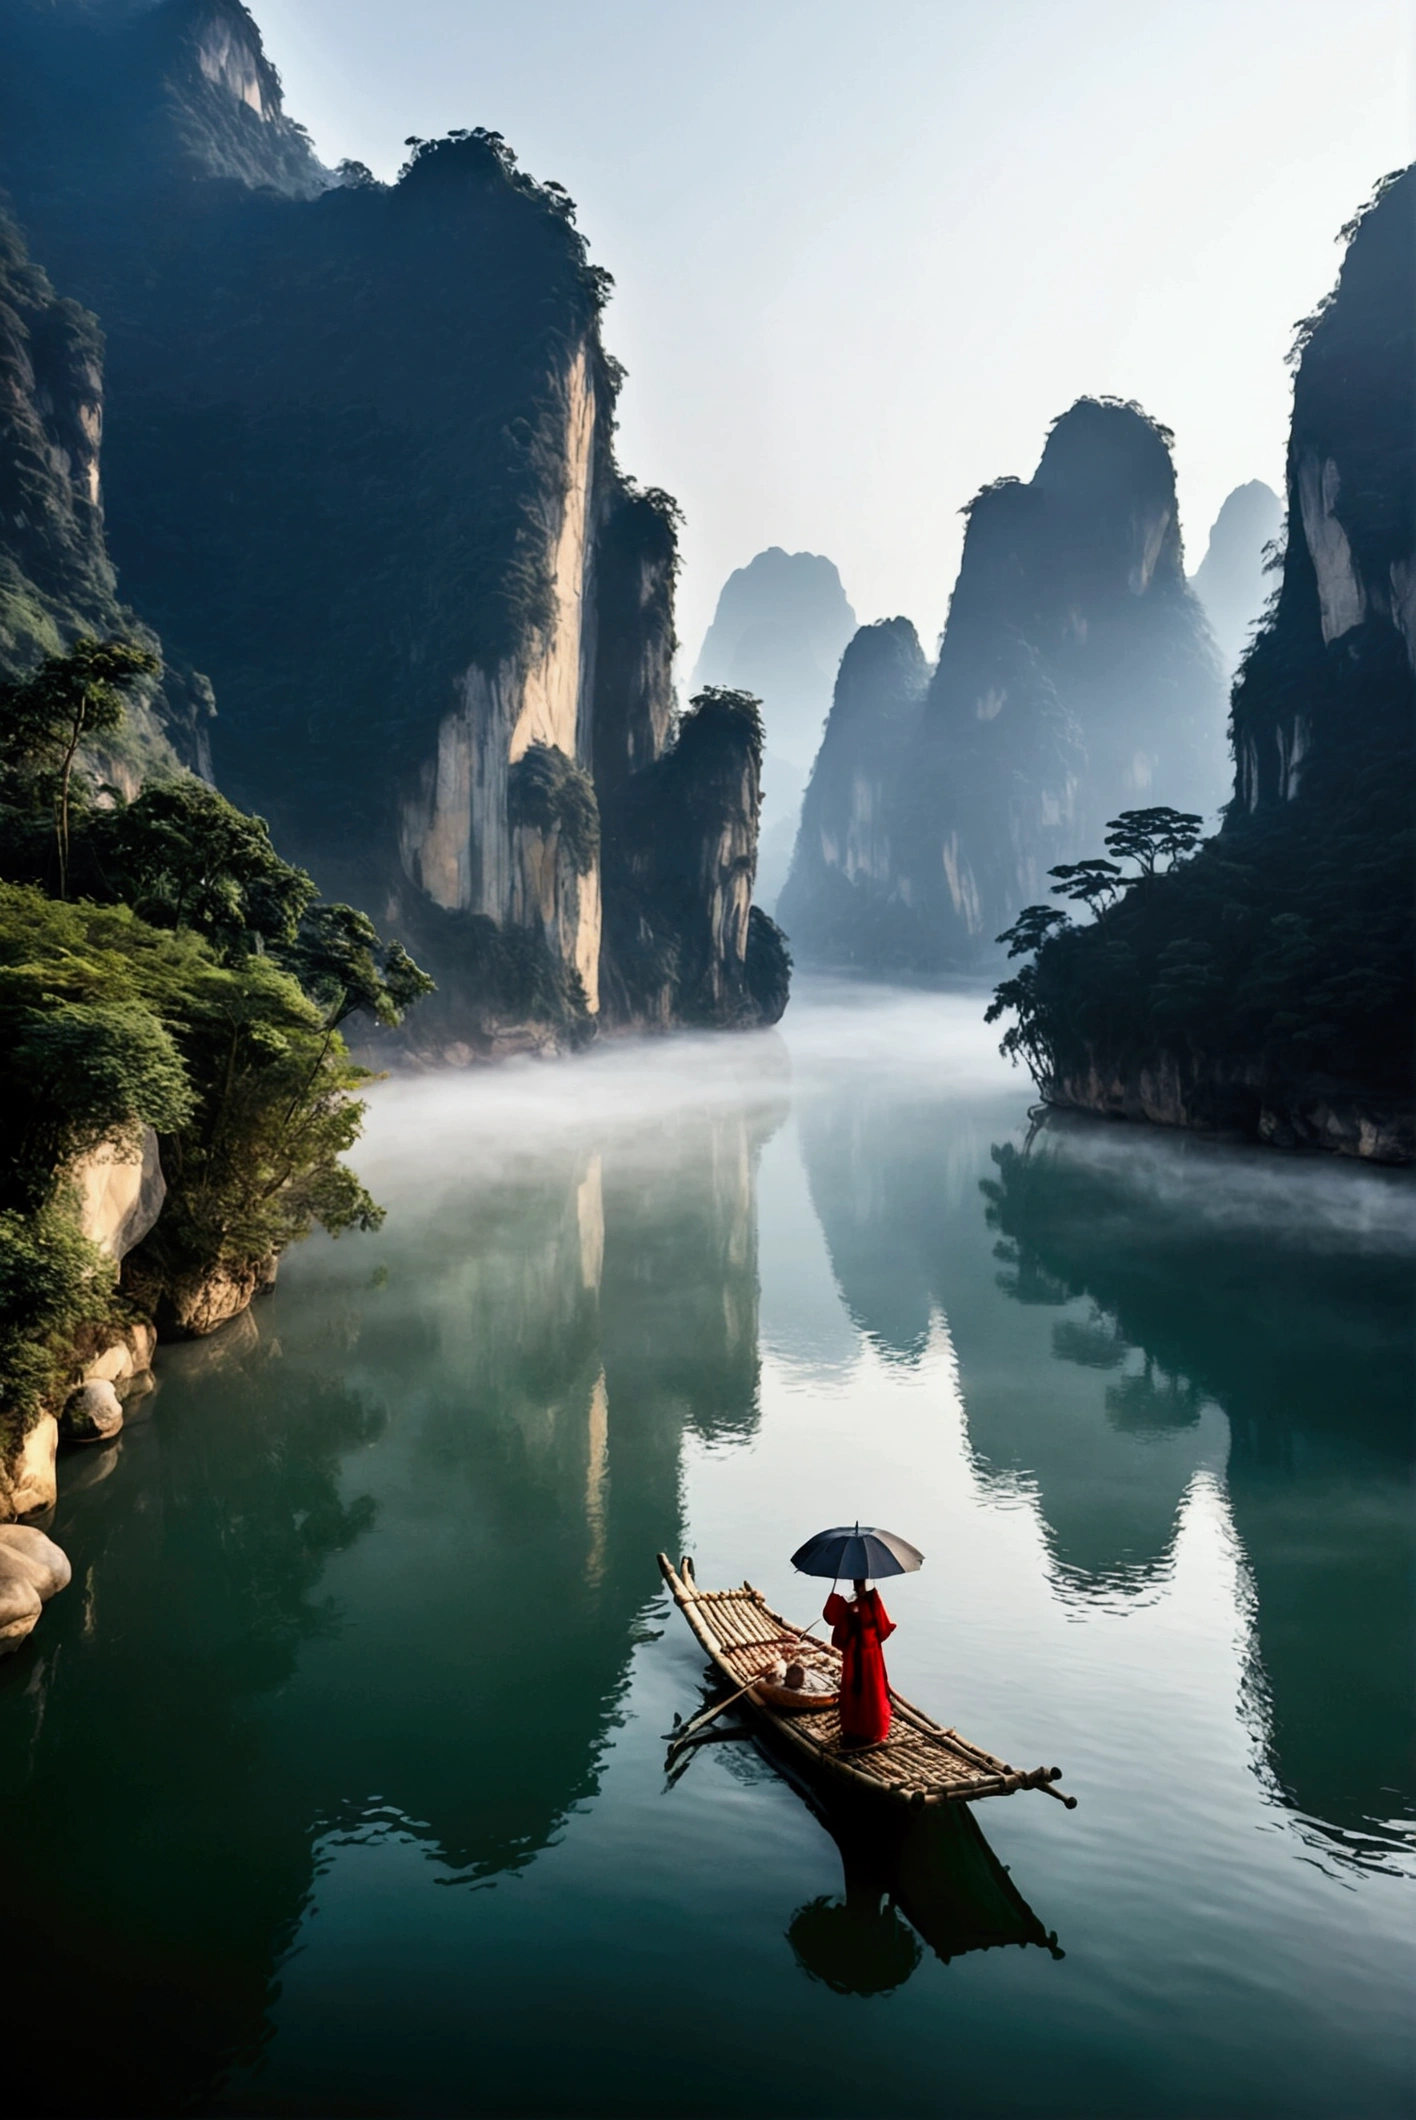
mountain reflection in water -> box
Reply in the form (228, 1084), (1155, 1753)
(0, 989), (1409, 2120)
(0, 1066), (786, 2114)
(797, 1073), (1413, 1864)
(980, 1120), (1414, 1862)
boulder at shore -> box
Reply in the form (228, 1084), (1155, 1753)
(61, 1378), (124, 1445)
(0, 1524), (70, 1654)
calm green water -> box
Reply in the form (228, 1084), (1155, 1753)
(4, 984), (1413, 2119)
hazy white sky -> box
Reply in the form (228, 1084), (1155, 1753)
(256, 0), (1413, 663)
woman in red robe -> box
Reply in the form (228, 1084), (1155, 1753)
(824, 1579), (895, 1745)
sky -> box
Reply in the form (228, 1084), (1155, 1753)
(254, 0), (1414, 664)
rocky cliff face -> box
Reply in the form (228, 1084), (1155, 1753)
(0, 206), (207, 776)
(1229, 170), (1416, 817)
(0, 0), (786, 1049)
(601, 689), (791, 1030)
(1190, 480), (1283, 679)
(776, 618), (929, 968)
(781, 400), (1228, 974)
(692, 548), (857, 909)
(1001, 167), (1416, 1161)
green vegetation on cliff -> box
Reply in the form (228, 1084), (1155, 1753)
(985, 167), (1416, 1159)
(602, 689), (791, 1029)
(0, 642), (431, 1428)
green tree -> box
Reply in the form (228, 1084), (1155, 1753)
(102, 778), (314, 954)
(0, 637), (158, 895)
(4, 1000), (194, 1211)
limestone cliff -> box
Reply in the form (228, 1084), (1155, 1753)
(0, 206), (208, 776)
(1190, 480), (1283, 679)
(782, 400), (1228, 974)
(776, 618), (929, 969)
(0, 0), (787, 1048)
(601, 688), (791, 1030)
(692, 548), (857, 909)
(994, 168), (1416, 1161)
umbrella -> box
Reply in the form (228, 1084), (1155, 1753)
(790, 1523), (924, 1581)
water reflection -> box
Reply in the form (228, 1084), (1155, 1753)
(797, 1078), (1414, 1860)
(798, 1091), (1223, 1598)
(0, 1083), (783, 2115)
(1, 994), (1411, 2120)
(787, 1787), (1057, 1995)
(0, 1360), (384, 2116)
(982, 1122), (1415, 1860)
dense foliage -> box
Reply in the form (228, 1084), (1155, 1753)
(988, 656), (1414, 1119)
(0, 640), (431, 1422)
(5, 115), (622, 856)
(508, 744), (600, 875)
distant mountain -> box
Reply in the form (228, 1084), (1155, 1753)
(992, 167), (1416, 1162)
(0, 0), (788, 1049)
(693, 548), (856, 909)
(779, 399), (1228, 973)
(1191, 480), (1283, 677)
(776, 618), (929, 967)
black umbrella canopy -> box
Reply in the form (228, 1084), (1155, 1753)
(790, 1524), (924, 1581)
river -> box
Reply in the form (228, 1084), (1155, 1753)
(3, 984), (1412, 2118)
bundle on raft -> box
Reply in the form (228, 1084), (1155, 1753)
(658, 1555), (1075, 1808)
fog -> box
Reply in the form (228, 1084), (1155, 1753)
(352, 981), (1416, 1262)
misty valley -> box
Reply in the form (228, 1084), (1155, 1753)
(0, 4), (1410, 2119)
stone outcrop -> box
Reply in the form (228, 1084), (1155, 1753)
(0, 1523), (71, 1654)
(600, 689), (791, 1030)
(0, 1413), (57, 1518)
(71, 1127), (166, 1262)
(1051, 1057), (1413, 1166)
(77, 1321), (158, 1389)
(149, 1256), (277, 1339)
(0, 1), (787, 1051)
(61, 1377), (124, 1443)
(782, 399), (1228, 974)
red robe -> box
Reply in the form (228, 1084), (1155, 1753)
(824, 1589), (895, 1744)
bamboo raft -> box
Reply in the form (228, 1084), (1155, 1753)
(659, 1554), (1075, 1809)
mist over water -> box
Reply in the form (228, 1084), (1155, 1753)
(3, 983), (1412, 2117)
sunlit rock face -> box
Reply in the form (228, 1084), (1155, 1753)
(71, 1129), (166, 1264)
(1191, 481), (1283, 680)
(692, 549), (857, 911)
(781, 399), (1228, 974)
(0, 0), (786, 1051)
